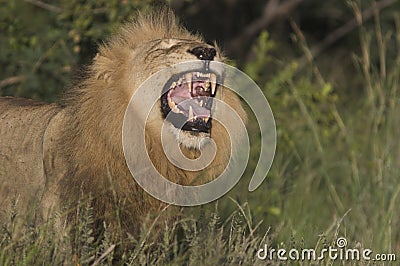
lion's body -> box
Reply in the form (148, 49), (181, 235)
(0, 10), (246, 238)
(0, 98), (60, 219)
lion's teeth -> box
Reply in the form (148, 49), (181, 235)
(177, 78), (183, 86)
(168, 98), (177, 109)
(189, 106), (194, 120)
(204, 82), (210, 90)
(171, 82), (177, 88)
(198, 72), (210, 78)
(211, 74), (217, 95)
(204, 116), (210, 123)
(185, 73), (192, 92)
(168, 98), (181, 113)
(199, 100), (204, 107)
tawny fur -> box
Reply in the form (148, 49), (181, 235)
(0, 9), (246, 240)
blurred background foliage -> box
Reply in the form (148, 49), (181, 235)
(1, 0), (396, 101)
(1, 0), (400, 258)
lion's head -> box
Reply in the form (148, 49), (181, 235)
(81, 10), (243, 155)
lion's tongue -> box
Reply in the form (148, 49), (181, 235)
(178, 100), (210, 118)
(170, 83), (191, 101)
(170, 84), (210, 118)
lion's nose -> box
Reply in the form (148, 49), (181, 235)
(188, 47), (217, 60)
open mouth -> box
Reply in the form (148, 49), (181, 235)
(161, 71), (218, 133)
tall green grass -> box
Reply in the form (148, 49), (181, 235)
(236, 0), (400, 260)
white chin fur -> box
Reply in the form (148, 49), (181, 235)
(167, 123), (210, 150)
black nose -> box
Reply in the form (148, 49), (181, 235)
(188, 47), (217, 60)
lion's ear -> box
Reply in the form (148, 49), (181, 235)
(93, 53), (113, 84)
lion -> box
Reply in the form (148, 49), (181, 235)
(0, 9), (246, 242)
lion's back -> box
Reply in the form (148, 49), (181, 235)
(0, 97), (61, 220)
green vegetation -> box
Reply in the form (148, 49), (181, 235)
(1, 0), (400, 265)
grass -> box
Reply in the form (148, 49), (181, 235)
(1, 3), (400, 266)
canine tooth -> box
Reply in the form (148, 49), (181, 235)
(178, 78), (183, 85)
(210, 73), (217, 83)
(168, 98), (176, 108)
(189, 106), (194, 120)
(171, 82), (177, 88)
(168, 97), (180, 113)
(204, 82), (210, 89)
(211, 84), (216, 95)
(210, 73), (217, 95)
(204, 116), (210, 123)
(185, 73), (192, 81)
(185, 73), (192, 92)
(199, 100), (204, 107)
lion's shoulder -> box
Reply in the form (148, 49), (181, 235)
(0, 97), (64, 220)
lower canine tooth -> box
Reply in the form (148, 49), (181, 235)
(204, 116), (210, 123)
(211, 83), (216, 95)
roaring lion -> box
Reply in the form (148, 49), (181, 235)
(0, 10), (246, 238)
